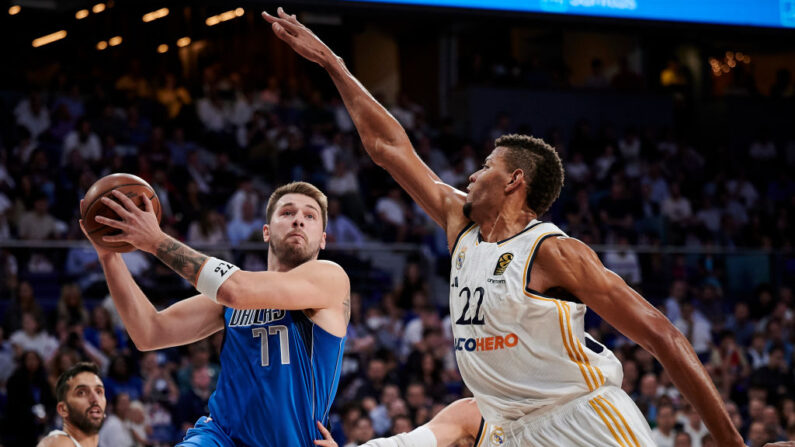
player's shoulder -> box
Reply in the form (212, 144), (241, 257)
(535, 234), (595, 265)
(36, 434), (75, 447)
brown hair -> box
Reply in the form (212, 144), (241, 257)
(495, 134), (564, 216)
(266, 182), (328, 229)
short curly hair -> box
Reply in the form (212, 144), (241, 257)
(495, 134), (564, 216)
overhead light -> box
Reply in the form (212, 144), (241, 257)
(157, 44), (169, 53)
(97, 40), (108, 50)
(92, 3), (106, 13)
(9, 5), (20, 15)
(75, 9), (89, 19)
(108, 35), (122, 46)
(205, 9), (243, 26)
(176, 37), (191, 47)
(142, 7), (169, 23)
(32, 30), (67, 48)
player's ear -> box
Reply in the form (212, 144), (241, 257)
(262, 224), (270, 242)
(505, 169), (524, 193)
(56, 401), (68, 419)
(320, 231), (327, 250)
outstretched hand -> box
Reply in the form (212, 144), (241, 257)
(262, 7), (336, 67)
(313, 420), (338, 447)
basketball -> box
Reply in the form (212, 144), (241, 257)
(80, 173), (162, 253)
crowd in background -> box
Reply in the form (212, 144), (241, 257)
(0, 60), (793, 446)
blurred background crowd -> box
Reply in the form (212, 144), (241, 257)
(0, 1), (794, 446)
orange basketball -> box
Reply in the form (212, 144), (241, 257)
(81, 173), (162, 253)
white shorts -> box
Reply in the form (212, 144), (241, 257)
(475, 386), (655, 447)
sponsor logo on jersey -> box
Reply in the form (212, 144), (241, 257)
(492, 253), (514, 275)
(229, 309), (286, 327)
(455, 246), (467, 270)
(490, 426), (505, 445)
(454, 332), (519, 352)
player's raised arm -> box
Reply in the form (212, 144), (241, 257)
(92, 188), (351, 336)
(80, 219), (224, 351)
(262, 8), (467, 236)
(533, 236), (745, 447)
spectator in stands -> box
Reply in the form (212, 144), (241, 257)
(652, 403), (677, 447)
(226, 199), (264, 245)
(99, 392), (135, 447)
(674, 302), (712, 361)
(375, 187), (409, 242)
(46, 348), (80, 395)
(10, 312), (59, 360)
(186, 209), (231, 259)
(748, 420), (771, 446)
(17, 194), (60, 240)
(61, 118), (102, 166)
(14, 92), (50, 141)
(175, 365), (213, 434)
(141, 351), (179, 407)
(603, 233), (642, 288)
(682, 404), (709, 447)
(4, 350), (55, 445)
(4, 280), (43, 334)
(65, 245), (106, 296)
(177, 340), (220, 394)
(326, 197), (365, 244)
(104, 355), (143, 402)
(662, 183), (692, 244)
(156, 73), (192, 120)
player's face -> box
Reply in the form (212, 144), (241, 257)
(464, 147), (512, 222)
(60, 372), (106, 434)
(265, 193), (326, 267)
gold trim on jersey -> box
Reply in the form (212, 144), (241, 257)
(522, 231), (605, 393)
(598, 396), (641, 447)
(475, 422), (489, 447)
(451, 222), (476, 257)
(589, 398), (627, 447)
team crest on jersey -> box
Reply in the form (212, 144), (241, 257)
(493, 253), (514, 275)
(490, 426), (505, 445)
(456, 247), (467, 270)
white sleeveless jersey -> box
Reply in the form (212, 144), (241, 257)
(43, 430), (83, 447)
(449, 220), (623, 425)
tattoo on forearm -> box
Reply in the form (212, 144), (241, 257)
(155, 237), (208, 285)
(343, 293), (351, 324)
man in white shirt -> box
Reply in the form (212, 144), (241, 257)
(652, 403), (677, 447)
(674, 302), (712, 361)
(62, 119), (102, 166)
(15, 92), (50, 141)
(10, 312), (58, 360)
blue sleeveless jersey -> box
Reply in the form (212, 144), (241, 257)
(208, 307), (345, 446)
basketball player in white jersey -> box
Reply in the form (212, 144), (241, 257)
(265, 8), (794, 447)
(37, 362), (106, 447)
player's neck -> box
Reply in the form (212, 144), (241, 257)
(267, 253), (293, 272)
(478, 205), (537, 243)
(63, 422), (99, 447)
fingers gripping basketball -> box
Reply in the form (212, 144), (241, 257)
(81, 173), (162, 253)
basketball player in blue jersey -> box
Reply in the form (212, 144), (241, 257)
(79, 181), (350, 446)
(265, 9), (795, 447)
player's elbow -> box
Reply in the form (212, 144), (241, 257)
(642, 318), (685, 359)
(129, 332), (159, 352)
